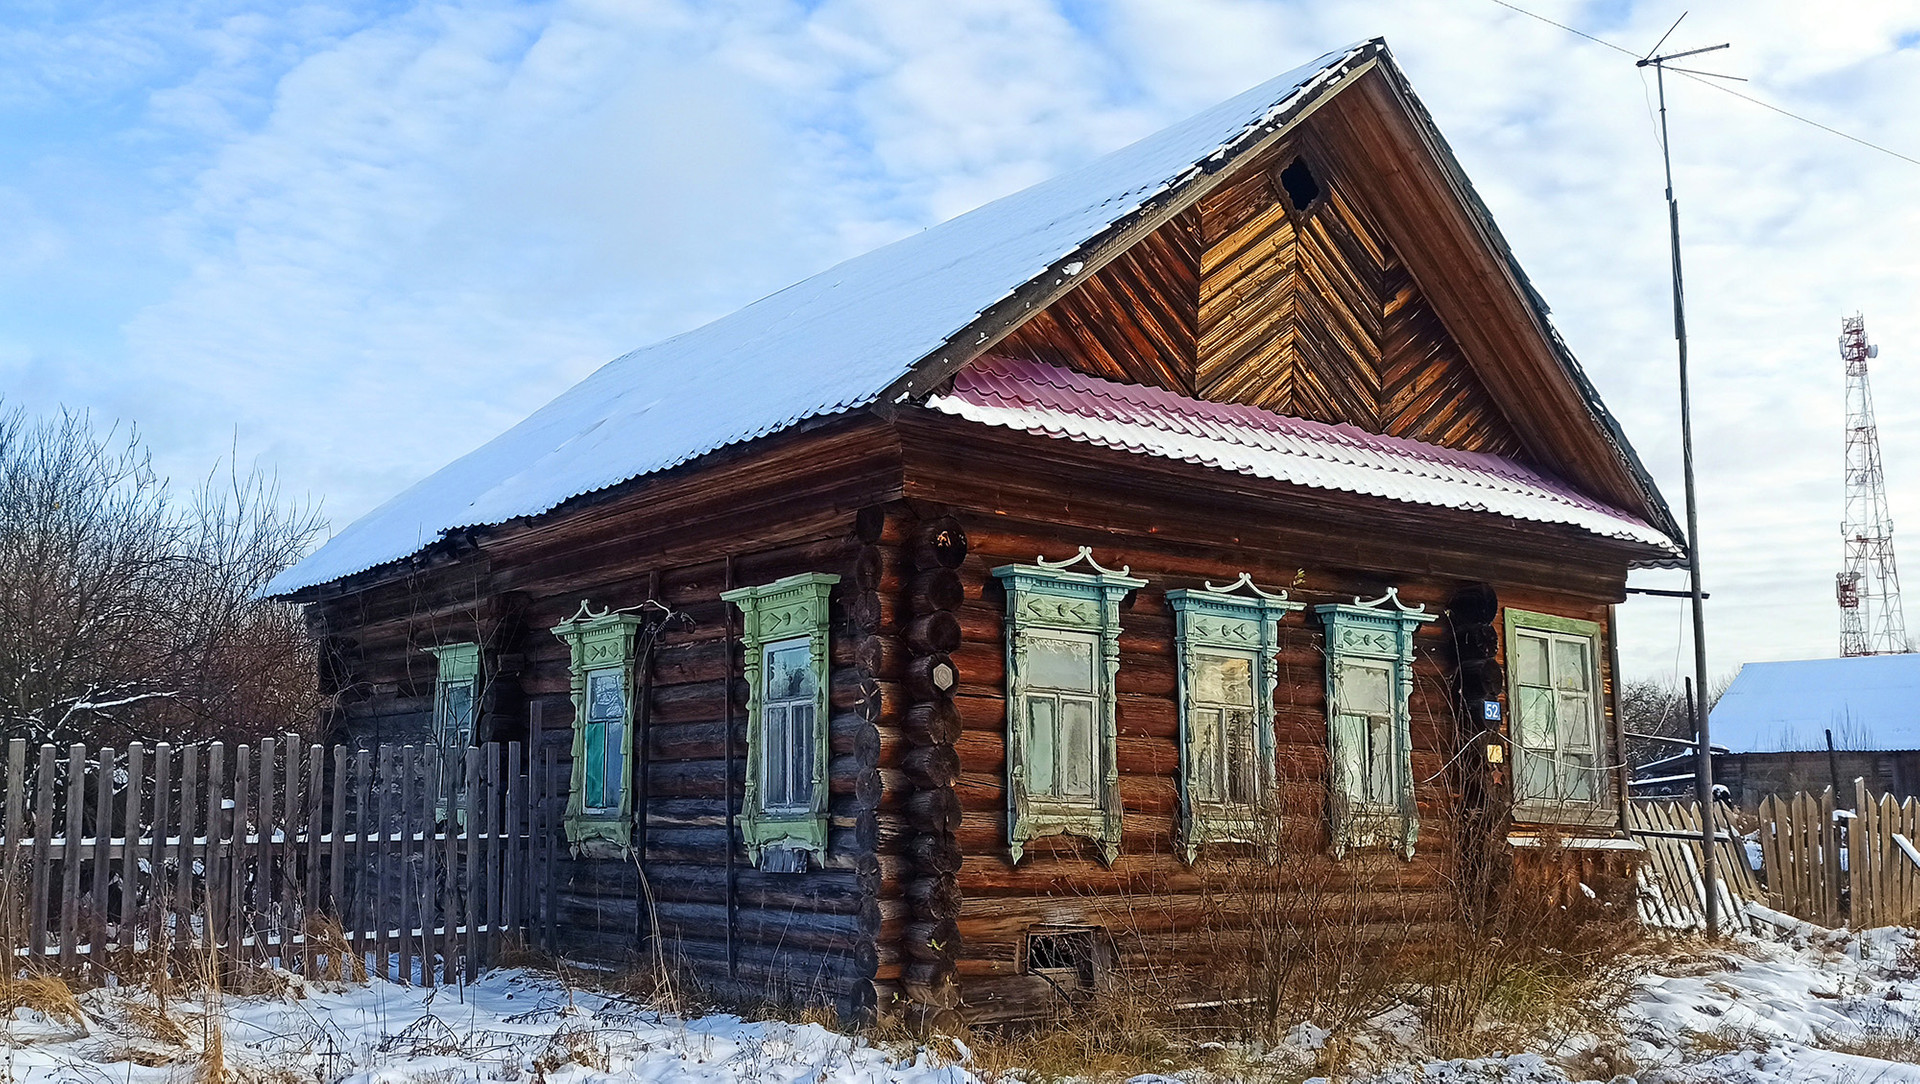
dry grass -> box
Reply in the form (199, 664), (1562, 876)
(1813, 1003), (1920, 1063)
(0, 969), (88, 1030)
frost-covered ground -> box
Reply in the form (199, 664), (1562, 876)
(2, 924), (1916, 1084)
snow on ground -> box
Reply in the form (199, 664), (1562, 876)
(0, 927), (1915, 1084)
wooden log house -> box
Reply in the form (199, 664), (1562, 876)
(268, 40), (1685, 1025)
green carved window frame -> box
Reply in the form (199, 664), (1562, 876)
(1315, 589), (1435, 860)
(552, 604), (644, 858)
(723, 572), (838, 868)
(425, 641), (481, 823)
(1167, 575), (1303, 863)
(1504, 608), (1615, 826)
(993, 548), (1145, 866)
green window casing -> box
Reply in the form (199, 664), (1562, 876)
(552, 606), (645, 857)
(1167, 575), (1303, 863)
(1504, 609), (1613, 824)
(1316, 589), (1435, 859)
(723, 572), (838, 867)
(993, 548), (1145, 866)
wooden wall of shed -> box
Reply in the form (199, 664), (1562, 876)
(303, 419), (906, 1020)
(892, 413), (1632, 1023)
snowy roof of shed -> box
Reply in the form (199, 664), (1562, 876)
(1709, 655), (1920, 753)
(932, 357), (1679, 553)
(266, 38), (1677, 599)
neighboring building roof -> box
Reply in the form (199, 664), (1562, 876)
(931, 357), (1680, 556)
(265, 38), (1678, 599)
(1710, 655), (1920, 753)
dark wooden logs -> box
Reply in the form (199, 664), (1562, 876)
(906, 788), (961, 834)
(910, 569), (965, 613)
(905, 700), (961, 746)
(907, 612), (962, 655)
(902, 744), (960, 790)
(907, 516), (968, 570)
(906, 655), (958, 700)
(895, 512), (969, 1022)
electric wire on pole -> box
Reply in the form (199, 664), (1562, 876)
(1636, 20), (1728, 937)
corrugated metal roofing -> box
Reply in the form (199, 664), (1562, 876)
(1710, 655), (1920, 753)
(263, 43), (1375, 597)
(928, 356), (1680, 555)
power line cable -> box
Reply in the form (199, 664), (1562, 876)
(1486, 0), (1920, 168)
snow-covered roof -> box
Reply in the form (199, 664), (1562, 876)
(266, 37), (1676, 599)
(932, 357), (1679, 555)
(265, 44), (1373, 598)
(1709, 655), (1920, 753)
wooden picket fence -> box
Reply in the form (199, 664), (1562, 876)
(0, 736), (562, 984)
(1626, 798), (1764, 933)
(1847, 778), (1920, 930)
(1754, 786), (1844, 927)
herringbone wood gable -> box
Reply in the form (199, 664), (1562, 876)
(995, 136), (1526, 461)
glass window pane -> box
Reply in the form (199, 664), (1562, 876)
(1554, 637), (1591, 692)
(584, 721), (606, 808)
(588, 670), (625, 722)
(1194, 654), (1254, 707)
(1558, 692), (1594, 749)
(1061, 698), (1096, 799)
(1028, 633), (1096, 692)
(766, 642), (815, 702)
(790, 703), (816, 808)
(1518, 687), (1556, 749)
(765, 704), (790, 807)
(1333, 714), (1368, 799)
(1516, 633), (1550, 688)
(1341, 660), (1393, 716)
(441, 683), (474, 744)
(1192, 707), (1222, 802)
(1368, 716), (1395, 804)
(1562, 753), (1596, 802)
(1518, 750), (1555, 801)
(599, 719), (625, 807)
(1227, 709), (1256, 805)
(1026, 696), (1057, 797)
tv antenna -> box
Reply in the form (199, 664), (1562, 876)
(1633, 12), (1743, 938)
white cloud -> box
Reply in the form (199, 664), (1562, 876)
(9, 0), (1920, 683)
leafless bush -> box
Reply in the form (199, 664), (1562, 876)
(0, 404), (325, 749)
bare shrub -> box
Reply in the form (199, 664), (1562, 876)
(0, 404), (325, 750)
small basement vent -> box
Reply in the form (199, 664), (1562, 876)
(1277, 156), (1322, 213)
(1026, 926), (1102, 990)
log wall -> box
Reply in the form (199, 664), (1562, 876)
(305, 419), (905, 1021)
(895, 414), (1629, 1023)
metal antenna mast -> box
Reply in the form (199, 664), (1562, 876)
(1837, 314), (1908, 656)
(1637, 19), (1731, 937)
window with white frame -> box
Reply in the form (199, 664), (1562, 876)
(1020, 628), (1102, 805)
(1332, 655), (1398, 807)
(1189, 651), (1258, 807)
(1167, 577), (1299, 862)
(994, 548), (1145, 866)
(427, 642), (480, 755)
(1316, 589), (1434, 859)
(722, 572), (838, 869)
(1506, 610), (1609, 815)
(759, 637), (819, 814)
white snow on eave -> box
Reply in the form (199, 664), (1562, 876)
(927, 393), (1681, 556)
(264, 42), (1375, 598)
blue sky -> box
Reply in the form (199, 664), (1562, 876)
(4, 0), (1919, 681)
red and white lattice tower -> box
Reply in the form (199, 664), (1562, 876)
(1837, 314), (1908, 656)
